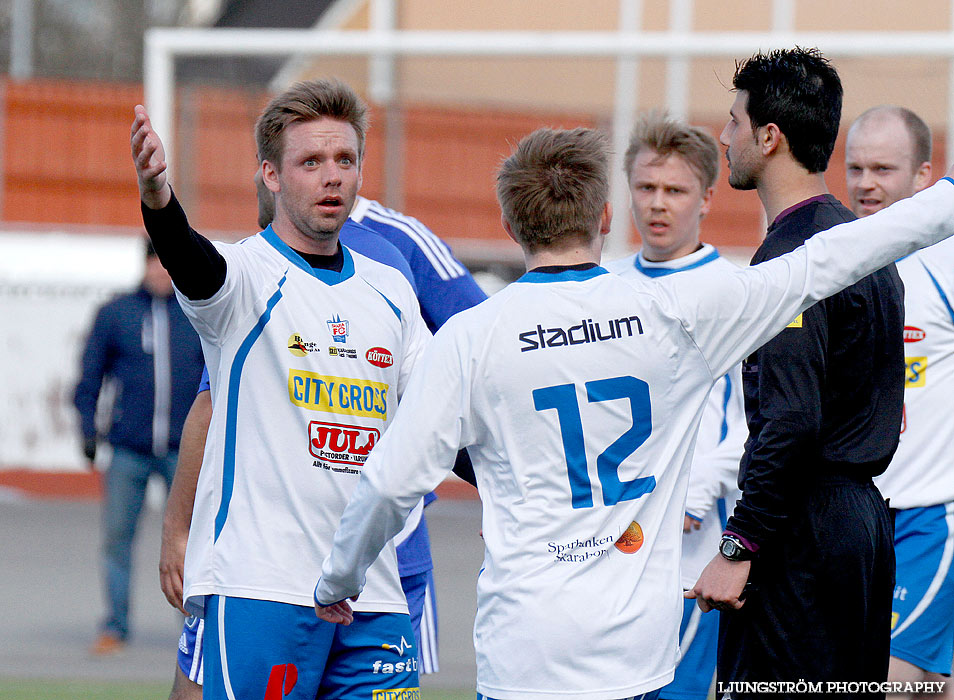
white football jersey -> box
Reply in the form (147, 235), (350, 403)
(317, 180), (954, 699)
(875, 235), (954, 508)
(178, 227), (430, 616)
(605, 245), (746, 588)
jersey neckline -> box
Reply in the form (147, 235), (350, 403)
(517, 265), (609, 284)
(633, 246), (721, 278)
(261, 225), (355, 285)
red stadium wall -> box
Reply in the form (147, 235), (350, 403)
(1, 77), (947, 254)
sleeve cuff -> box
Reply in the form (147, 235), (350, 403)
(723, 529), (760, 552)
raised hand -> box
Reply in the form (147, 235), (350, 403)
(130, 105), (172, 210)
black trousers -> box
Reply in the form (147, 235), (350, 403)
(717, 475), (895, 699)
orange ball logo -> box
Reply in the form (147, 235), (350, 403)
(614, 521), (644, 554)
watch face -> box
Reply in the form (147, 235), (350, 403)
(720, 538), (741, 559)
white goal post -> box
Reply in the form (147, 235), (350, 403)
(144, 21), (954, 256)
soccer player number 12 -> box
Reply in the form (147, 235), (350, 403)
(533, 375), (656, 509)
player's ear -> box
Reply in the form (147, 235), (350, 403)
(261, 160), (280, 193)
(760, 123), (783, 157)
(598, 201), (612, 237)
(699, 187), (715, 219)
(914, 160), (932, 193)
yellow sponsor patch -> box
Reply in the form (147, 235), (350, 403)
(372, 689), (421, 700)
(288, 369), (388, 420)
(905, 357), (927, 388)
(786, 314), (803, 328)
(891, 611), (899, 630)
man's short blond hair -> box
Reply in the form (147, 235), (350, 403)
(496, 127), (609, 252)
(255, 79), (369, 169)
(623, 112), (719, 190)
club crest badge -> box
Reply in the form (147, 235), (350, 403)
(327, 315), (350, 343)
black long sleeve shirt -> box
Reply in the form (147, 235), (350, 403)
(725, 195), (905, 549)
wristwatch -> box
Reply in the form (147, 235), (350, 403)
(719, 534), (755, 562)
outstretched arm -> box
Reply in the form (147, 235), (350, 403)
(129, 105), (226, 300)
(159, 389), (212, 613)
(671, 177), (954, 381)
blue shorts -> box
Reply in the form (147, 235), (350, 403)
(891, 503), (954, 675)
(178, 570), (439, 685)
(401, 569), (439, 674)
(659, 599), (717, 700)
(203, 596), (419, 700)
(176, 615), (205, 684)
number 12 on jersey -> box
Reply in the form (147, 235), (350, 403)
(533, 375), (656, 509)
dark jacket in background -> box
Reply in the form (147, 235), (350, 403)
(74, 286), (204, 457)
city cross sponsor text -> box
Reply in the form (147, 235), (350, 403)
(288, 369), (388, 420)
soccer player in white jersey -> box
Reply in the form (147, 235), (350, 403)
(131, 80), (430, 700)
(160, 172), (484, 700)
(604, 113), (745, 700)
(314, 124), (954, 699)
(846, 105), (954, 700)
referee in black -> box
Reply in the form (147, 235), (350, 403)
(690, 48), (899, 699)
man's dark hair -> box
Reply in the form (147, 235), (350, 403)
(733, 47), (842, 173)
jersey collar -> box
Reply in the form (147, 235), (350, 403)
(517, 264), (610, 284)
(633, 244), (720, 278)
(261, 225), (355, 285)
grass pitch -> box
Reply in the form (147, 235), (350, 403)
(0, 678), (474, 700)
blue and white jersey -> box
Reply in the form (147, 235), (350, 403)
(876, 235), (954, 509)
(605, 244), (745, 588)
(178, 225), (430, 617)
(351, 196), (487, 333)
(317, 178), (954, 700)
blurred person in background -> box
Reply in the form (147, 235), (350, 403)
(846, 105), (954, 700)
(604, 111), (745, 700)
(73, 239), (204, 655)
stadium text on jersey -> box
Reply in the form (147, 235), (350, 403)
(518, 315), (644, 352)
